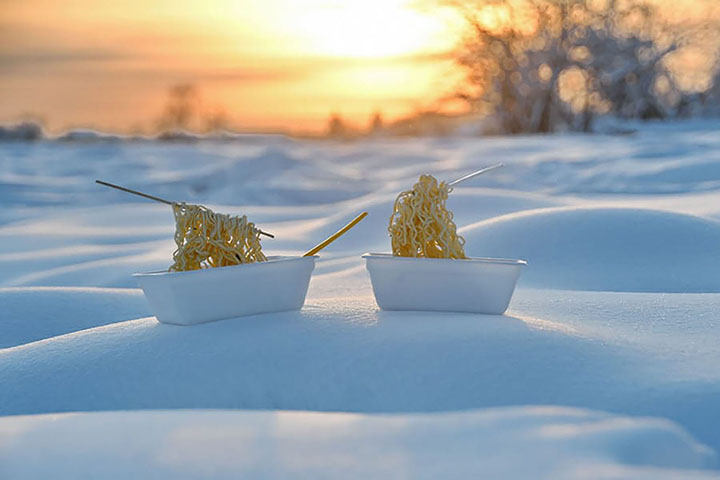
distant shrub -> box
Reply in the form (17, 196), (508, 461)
(0, 122), (44, 141)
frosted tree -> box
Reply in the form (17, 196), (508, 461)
(454, 0), (708, 133)
(699, 56), (720, 115)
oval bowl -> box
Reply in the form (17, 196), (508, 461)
(362, 253), (526, 315)
(134, 256), (316, 325)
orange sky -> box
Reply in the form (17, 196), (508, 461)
(0, 0), (464, 134)
(1, 0), (716, 134)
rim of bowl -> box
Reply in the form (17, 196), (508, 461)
(133, 255), (318, 278)
(361, 252), (527, 266)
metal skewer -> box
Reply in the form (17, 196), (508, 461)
(96, 180), (173, 205)
(447, 163), (503, 187)
(95, 180), (275, 238)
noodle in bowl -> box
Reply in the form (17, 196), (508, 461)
(389, 175), (466, 259)
(134, 256), (316, 325)
(377, 172), (526, 314)
(362, 253), (526, 314)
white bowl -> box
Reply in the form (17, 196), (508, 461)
(362, 253), (526, 314)
(134, 256), (316, 325)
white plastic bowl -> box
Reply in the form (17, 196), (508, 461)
(134, 256), (316, 325)
(362, 253), (526, 314)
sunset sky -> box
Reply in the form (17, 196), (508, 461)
(1, 0), (715, 134)
(1, 0), (464, 134)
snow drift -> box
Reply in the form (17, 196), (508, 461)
(462, 206), (720, 292)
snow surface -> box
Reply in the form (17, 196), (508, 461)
(2, 120), (720, 476)
(0, 408), (717, 480)
(2, 289), (720, 453)
(0, 287), (149, 348)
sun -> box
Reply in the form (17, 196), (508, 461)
(293, 0), (449, 58)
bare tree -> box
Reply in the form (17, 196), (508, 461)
(370, 111), (384, 133)
(158, 84), (199, 132)
(327, 113), (349, 138)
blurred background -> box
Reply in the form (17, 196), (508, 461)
(2, 0), (719, 138)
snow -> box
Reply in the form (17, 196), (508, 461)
(0, 287), (148, 348)
(2, 289), (720, 453)
(462, 206), (720, 292)
(2, 119), (720, 476)
(0, 408), (717, 480)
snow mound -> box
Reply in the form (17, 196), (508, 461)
(462, 207), (720, 292)
(3, 289), (720, 452)
(0, 298), (633, 417)
(57, 129), (126, 142)
(0, 408), (715, 480)
(0, 287), (149, 349)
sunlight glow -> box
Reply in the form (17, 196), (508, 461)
(476, 4), (513, 32)
(1, 0), (463, 132)
(293, 0), (447, 58)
